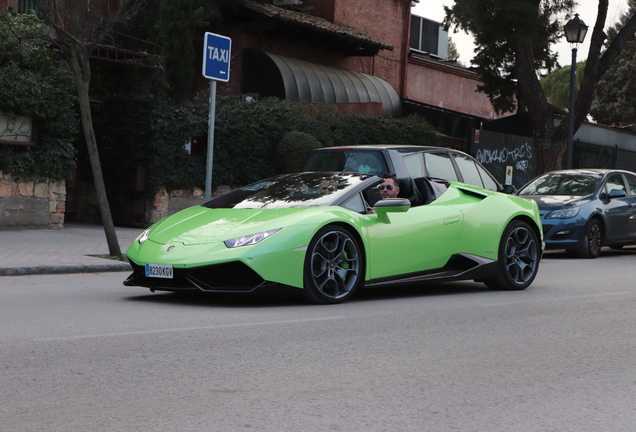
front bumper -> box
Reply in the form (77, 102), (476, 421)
(123, 260), (280, 293)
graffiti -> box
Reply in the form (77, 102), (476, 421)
(476, 143), (533, 167)
(516, 160), (529, 172)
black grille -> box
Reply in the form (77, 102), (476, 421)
(125, 261), (269, 293)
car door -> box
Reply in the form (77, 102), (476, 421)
(601, 173), (634, 243)
(621, 173), (636, 240)
(363, 203), (464, 280)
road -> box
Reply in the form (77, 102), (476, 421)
(2, 250), (636, 432)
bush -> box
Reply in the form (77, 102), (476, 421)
(276, 131), (322, 173)
(0, 14), (78, 181)
(147, 94), (440, 193)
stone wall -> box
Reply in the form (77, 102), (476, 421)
(145, 186), (231, 224)
(0, 171), (66, 229)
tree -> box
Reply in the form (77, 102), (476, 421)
(590, 0), (636, 125)
(445, 0), (636, 176)
(446, 37), (464, 66)
(541, 61), (586, 110)
(33, 0), (149, 259)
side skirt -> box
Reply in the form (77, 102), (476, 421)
(364, 254), (497, 288)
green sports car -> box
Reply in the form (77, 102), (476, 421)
(124, 172), (543, 304)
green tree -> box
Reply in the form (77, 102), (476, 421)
(0, 12), (77, 180)
(541, 61), (586, 110)
(446, 37), (463, 66)
(155, 0), (210, 100)
(445, 0), (636, 175)
(590, 0), (636, 125)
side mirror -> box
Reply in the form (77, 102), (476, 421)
(608, 189), (627, 199)
(375, 198), (410, 223)
(502, 184), (516, 194)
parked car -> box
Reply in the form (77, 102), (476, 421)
(125, 171), (542, 304)
(516, 168), (636, 258)
(303, 144), (515, 193)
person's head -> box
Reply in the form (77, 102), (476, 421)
(379, 173), (400, 199)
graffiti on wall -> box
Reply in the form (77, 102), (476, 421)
(473, 130), (535, 188)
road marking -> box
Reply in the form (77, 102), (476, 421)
(36, 316), (346, 342)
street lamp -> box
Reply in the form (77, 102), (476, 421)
(564, 13), (588, 169)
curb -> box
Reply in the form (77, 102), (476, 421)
(0, 263), (132, 277)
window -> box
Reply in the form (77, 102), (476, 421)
(424, 152), (458, 181)
(341, 193), (367, 214)
(452, 153), (484, 188)
(19, 0), (38, 13)
(605, 174), (626, 195)
(624, 174), (636, 195)
(403, 154), (425, 178)
(409, 15), (445, 57)
(476, 165), (499, 191)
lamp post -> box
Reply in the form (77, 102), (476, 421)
(563, 13), (588, 169)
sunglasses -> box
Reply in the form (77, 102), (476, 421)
(378, 185), (396, 190)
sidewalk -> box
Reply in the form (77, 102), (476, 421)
(0, 224), (144, 276)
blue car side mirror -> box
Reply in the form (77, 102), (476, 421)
(608, 189), (627, 199)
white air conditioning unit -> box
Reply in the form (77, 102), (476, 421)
(273, 0), (303, 5)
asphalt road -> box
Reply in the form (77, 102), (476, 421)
(2, 250), (636, 432)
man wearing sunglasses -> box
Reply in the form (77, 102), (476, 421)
(367, 174), (401, 213)
(378, 173), (400, 199)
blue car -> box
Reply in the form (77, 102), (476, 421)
(517, 169), (636, 258)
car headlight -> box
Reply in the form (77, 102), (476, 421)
(138, 228), (151, 244)
(224, 228), (282, 248)
(546, 207), (580, 219)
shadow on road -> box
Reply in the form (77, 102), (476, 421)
(123, 279), (497, 308)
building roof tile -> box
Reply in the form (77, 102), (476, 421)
(233, 0), (393, 53)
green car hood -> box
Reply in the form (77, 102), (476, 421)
(147, 205), (319, 245)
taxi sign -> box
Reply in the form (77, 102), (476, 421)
(202, 32), (231, 82)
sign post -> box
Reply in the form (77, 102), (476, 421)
(202, 32), (232, 199)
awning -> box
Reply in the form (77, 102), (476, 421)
(241, 49), (402, 116)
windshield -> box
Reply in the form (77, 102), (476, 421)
(518, 173), (603, 196)
(304, 150), (388, 175)
(204, 173), (374, 209)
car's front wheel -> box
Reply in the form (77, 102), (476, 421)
(303, 225), (364, 304)
(577, 218), (602, 258)
(484, 220), (540, 290)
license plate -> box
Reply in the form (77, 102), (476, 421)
(145, 263), (174, 279)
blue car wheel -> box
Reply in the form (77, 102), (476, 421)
(577, 218), (602, 258)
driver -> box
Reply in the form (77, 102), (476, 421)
(378, 173), (400, 199)
(367, 173), (400, 213)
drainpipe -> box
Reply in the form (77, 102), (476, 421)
(401, 1), (412, 98)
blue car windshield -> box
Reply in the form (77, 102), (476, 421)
(518, 173), (603, 196)
(205, 173), (374, 209)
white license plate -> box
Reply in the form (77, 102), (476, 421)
(145, 263), (174, 279)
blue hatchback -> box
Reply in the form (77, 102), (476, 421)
(517, 169), (636, 258)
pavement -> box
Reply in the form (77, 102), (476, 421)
(0, 224), (144, 276)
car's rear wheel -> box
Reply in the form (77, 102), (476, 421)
(303, 225), (364, 304)
(484, 220), (540, 291)
(577, 219), (602, 258)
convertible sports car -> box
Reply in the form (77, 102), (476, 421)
(124, 172), (543, 304)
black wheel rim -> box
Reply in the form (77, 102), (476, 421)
(588, 222), (601, 256)
(310, 230), (361, 300)
(504, 226), (539, 285)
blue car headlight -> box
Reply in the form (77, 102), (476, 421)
(224, 228), (282, 248)
(546, 207), (580, 219)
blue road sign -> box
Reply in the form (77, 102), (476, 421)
(202, 32), (232, 82)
